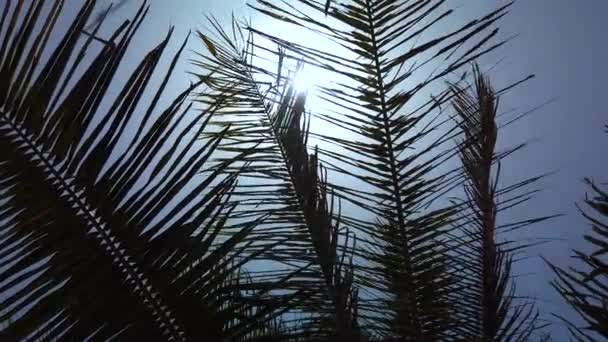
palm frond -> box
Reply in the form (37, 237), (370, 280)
(194, 18), (361, 339)
(449, 64), (551, 341)
(547, 178), (608, 340)
(0, 1), (283, 340)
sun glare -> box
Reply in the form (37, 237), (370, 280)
(292, 69), (317, 93)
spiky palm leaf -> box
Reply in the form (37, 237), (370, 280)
(0, 1), (282, 340)
(449, 65), (551, 341)
(547, 178), (608, 341)
(194, 19), (361, 340)
(240, 0), (518, 339)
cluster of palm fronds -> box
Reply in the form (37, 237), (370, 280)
(0, 0), (604, 341)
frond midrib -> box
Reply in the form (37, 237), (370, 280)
(362, 0), (424, 336)
(234, 56), (355, 332)
(0, 109), (185, 341)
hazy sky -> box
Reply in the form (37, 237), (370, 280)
(66, 0), (608, 338)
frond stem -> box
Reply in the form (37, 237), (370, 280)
(0, 110), (184, 341)
(364, 0), (422, 337)
(237, 45), (353, 333)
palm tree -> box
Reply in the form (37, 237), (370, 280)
(1, 0), (554, 340)
(0, 1), (286, 340)
(547, 177), (608, 340)
(194, 0), (550, 340)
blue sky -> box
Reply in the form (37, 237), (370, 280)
(56, 0), (608, 338)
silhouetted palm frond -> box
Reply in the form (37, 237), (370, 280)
(547, 178), (608, 340)
(0, 1), (283, 340)
(193, 18), (361, 340)
(449, 64), (551, 341)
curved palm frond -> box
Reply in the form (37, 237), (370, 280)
(547, 178), (608, 341)
(0, 1), (283, 340)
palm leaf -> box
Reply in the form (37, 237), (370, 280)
(193, 18), (361, 340)
(449, 64), (551, 341)
(546, 178), (608, 340)
(0, 1), (283, 340)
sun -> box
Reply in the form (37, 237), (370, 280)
(290, 65), (334, 94)
(292, 69), (317, 93)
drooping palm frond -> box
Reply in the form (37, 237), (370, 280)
(194, 19), (361, 340)
(0, 1), (283, 340)
(243, 0), (517, 339)
(449, 64), (552, 341)
(546, 178), (608, 341)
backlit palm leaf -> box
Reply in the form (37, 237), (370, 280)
(193, 19), (361, 339)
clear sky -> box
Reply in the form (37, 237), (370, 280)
(74, 0), (608, 338)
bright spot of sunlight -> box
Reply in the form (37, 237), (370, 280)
(292, 68), (317, 93)
(291, 65), (335, 95)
